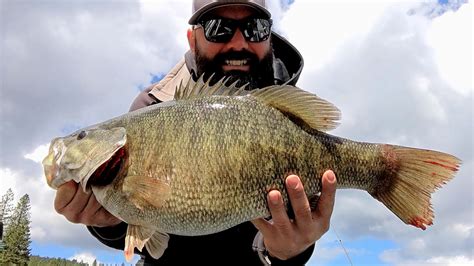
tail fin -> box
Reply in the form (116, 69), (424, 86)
(372, 146), (461, 230)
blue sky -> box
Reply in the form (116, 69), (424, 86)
(1, 0), (472, 265)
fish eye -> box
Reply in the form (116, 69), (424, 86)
(77, 130), (87, 140)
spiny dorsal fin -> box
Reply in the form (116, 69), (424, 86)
(175, 76), (340, 131)
(250, 85), (341, 131)
(174, 74), (248, 100)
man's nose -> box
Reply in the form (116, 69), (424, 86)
(225, 28), (249, 51)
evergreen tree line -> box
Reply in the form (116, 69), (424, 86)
(0, 189), (132, 266)
(0, 188), (86, 265)
(28, 255), (88, 266)
(0, 188), (31, 265)
(29, 256), (130, 266)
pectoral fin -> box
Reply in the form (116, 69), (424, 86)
(123, 175), (171, 210)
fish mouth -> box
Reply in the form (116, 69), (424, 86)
(43, 142), (128, 189)
(43, 138), (66, 188)
(87, 146), (128, 187)
(44, 155), (59, 188)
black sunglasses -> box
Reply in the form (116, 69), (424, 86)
(196, 17), (272, 43)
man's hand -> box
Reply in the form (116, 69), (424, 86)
(252, 170), (337, 260)
(54, 181), (121, 227)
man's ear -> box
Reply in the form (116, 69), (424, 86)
(187, 28), (195, 53)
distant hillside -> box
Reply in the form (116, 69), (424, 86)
(28, 255), (130, 266)
(28, 255), (88, 266)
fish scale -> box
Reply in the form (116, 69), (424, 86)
(43, 79), (460, 261)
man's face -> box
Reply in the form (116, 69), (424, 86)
(188, 6), (274, 89)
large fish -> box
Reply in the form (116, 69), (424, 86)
(43, 78), (460, 261)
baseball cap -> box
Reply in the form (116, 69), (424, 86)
(189, 0), (271, 24)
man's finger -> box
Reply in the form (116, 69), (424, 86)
(285, 175), (313, 226)
(251, 218), (272, 235)
(313, 170), (336, 220)
(267, 190), (292, 232)
(54, 181), (79, 212)
(55, 182), (93, 223)
(81, 193), (103, 223)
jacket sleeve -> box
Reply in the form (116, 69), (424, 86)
(129, 86), (159, 111)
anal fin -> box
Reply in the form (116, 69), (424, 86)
(123, 225), (170, 262)
(124, 225), (154, 262)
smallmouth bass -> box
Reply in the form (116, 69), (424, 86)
(43, 78), (461, 261)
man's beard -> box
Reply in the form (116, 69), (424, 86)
(194, 45), (275, 90)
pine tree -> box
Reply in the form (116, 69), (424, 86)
(1, 188), (15, 240)
(0, 194), (32, 264)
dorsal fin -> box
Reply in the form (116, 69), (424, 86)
(174, 75), (248, 101)
(250, 85), (341, 131)
(174, 75), (340, 131)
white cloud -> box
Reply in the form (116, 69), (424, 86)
(381, 252), (474, 266)
(427, 256), (474, 266)
(1, 0), (193, 261)
(427, 2), (472, 95)
(280, 0), (395, 72)
(69, 252), (97, 265)
(0, 168), (19, 201)
(24, 144), (49, 164)
(308, 246), (346, 264)
(282, 0), (473, 264)
(1, 0), (192, 171)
